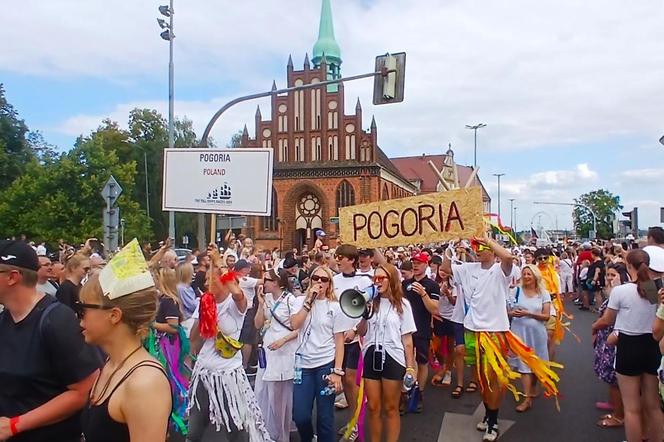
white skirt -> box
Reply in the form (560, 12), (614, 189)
(188, 366), (272, 441)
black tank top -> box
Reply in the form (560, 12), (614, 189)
(80, 361), (166, 442)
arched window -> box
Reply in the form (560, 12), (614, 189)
(381, 184), (389, 200)
(262, 187), (278, 231)
(336, 180), (355, 215)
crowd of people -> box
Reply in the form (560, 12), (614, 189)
(0, 226), (663, 442)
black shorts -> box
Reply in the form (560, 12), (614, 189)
(239, 304), (258, 344)
(433, 318), (455, 337)
(412, 336), (431, 365)
(342, 341), (361, 371)
(615, 333), (660, 377)
(453, 322), (465, 346)
(362, 346), (406, 381)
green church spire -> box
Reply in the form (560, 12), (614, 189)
(312, 0), (341, 91)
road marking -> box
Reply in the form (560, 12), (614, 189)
(437, 403), (515, 441)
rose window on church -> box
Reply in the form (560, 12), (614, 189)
(298, 194), (320, 217)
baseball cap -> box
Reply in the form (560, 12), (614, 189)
(0, 240), (40, 272)
(411, 251), (430, 264)
(234, 259), (251, 271)
(316, 230), (326, 237)
(644, 246), (664, 273)
(283, 257), (298, 269)
(358, 248), (374, 257)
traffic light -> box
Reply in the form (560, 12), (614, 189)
(621, 208), (638, 237)
(373, 52), (406, 105)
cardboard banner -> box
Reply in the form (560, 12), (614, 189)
(339, 187), (485, 248)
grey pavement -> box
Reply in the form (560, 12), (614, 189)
(171, 300), (626, 441)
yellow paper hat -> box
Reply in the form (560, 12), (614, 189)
(99, 239), (155, 300)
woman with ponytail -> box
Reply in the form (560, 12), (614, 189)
(186, 246), (270, 442)
(591, 249), (662, 442)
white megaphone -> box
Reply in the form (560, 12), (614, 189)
(339, 287), (376, 319)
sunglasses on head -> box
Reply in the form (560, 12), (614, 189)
(73, 301), (113, 318)
(311, 275), (330, 283)
(373, 275), (388, 283)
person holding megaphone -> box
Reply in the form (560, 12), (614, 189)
(353, 263), (417, 442)
(290, 266), (346, 442)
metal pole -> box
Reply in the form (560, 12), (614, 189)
(143, 150), (150, 219)
(493, 173), (505, 220)
(473, 129), (477, 170)
(508, 198), (515, 230)
(167, 0), (176, 240)
(514, 207), (518, 233)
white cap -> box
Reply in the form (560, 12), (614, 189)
(644, 246), (664, 273)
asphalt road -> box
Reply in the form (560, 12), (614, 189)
(172, 300), (626, 442)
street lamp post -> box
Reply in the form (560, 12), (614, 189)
(493, 173), (505, 220)
(158, 1), (176, 241)
(465, 123), (486, 170)
(508, 198), (515, 230)
(514, 206), (518, 234)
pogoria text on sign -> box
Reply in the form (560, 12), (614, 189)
(162, 148), (273, 216)
(339, 187), (485, 248)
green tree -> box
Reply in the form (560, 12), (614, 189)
(0, 84), (34, 188)
(573, 189), (622, 239)
(227, 130), (243, 148)
(0, 125), (150, 245)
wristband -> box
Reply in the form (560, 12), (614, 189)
(331, 367), (345, 376)
(10, 416), (19, 436)
(405, 367), (416, 373)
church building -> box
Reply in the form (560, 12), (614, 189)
(241, 0), (417, 251)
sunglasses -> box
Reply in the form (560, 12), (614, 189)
(311, 275), (331, 283)
(263, 278), (274, 283)
(373, 275), (388, 283)
(536, 256), (548, 262)
(476, 244), (491, 252)
(73, 301), (113, 318)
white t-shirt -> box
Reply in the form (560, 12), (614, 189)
(239, 276), (259, 308)
(332, 273), (375, 334)
(363, 298), (417, 367)
(453, 262), (512, 332)
(293, 297), (347, 369)
(357, 267), (375, 278)
(559, 258), (573, 275)
(438, 282), (456, 320)
(608, 283), (657, 336)
(36, 281), (58, 296)
(450, 278), (466, 324)
(261, 291), (298, 381)
(36, 245), (47, 256)
(192, 295), (247, 371)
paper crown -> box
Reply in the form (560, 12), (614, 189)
(99, 239), (155, 300)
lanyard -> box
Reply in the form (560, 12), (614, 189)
(373, 302), (393, 349)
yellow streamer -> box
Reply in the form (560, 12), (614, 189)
(343, 378), (364, 440)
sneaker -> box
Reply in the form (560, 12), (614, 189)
(442, 371), (452, 386)
(476, 416), (488, 432)
(483, 425), (499, 441)
(339, 427), (358, 442)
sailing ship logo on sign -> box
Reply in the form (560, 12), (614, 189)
(198, 182), (232, 205)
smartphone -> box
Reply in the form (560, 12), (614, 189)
(372, 347), (385, 372)
(642, 278), (663, 304)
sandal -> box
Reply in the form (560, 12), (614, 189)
(451, 385), (463, 399)
(465, 381), (479, 393)
(431, 374), (445, 387)
(516, 398), (532, 413)
(596, 415), (624, 428)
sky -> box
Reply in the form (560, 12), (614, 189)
(1, 0), (663, 233)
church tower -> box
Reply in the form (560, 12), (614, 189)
(312, 0), (342, 92)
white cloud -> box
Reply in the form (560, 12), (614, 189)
(620, 168), (664, 181)
(3, 0), (664, 155)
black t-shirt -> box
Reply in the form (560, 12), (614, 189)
(402, 276), (441, 339)
(0, 295), (102, 442)
(55, 280), (80, 310)
(156, 295), (182, 323)
(587, 260), (606, 290)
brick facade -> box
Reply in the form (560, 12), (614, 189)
(238, 57), (416, 252)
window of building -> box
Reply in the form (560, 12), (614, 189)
(262, 187), (278, 231)
(336, 180), (355, 215)
(382, 184), (389, 200)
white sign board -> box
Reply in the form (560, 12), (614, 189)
(162, 148), (273, 216)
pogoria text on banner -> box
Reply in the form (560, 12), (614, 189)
(339, 187), (485, 248)
(162, 148), (273, 216)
